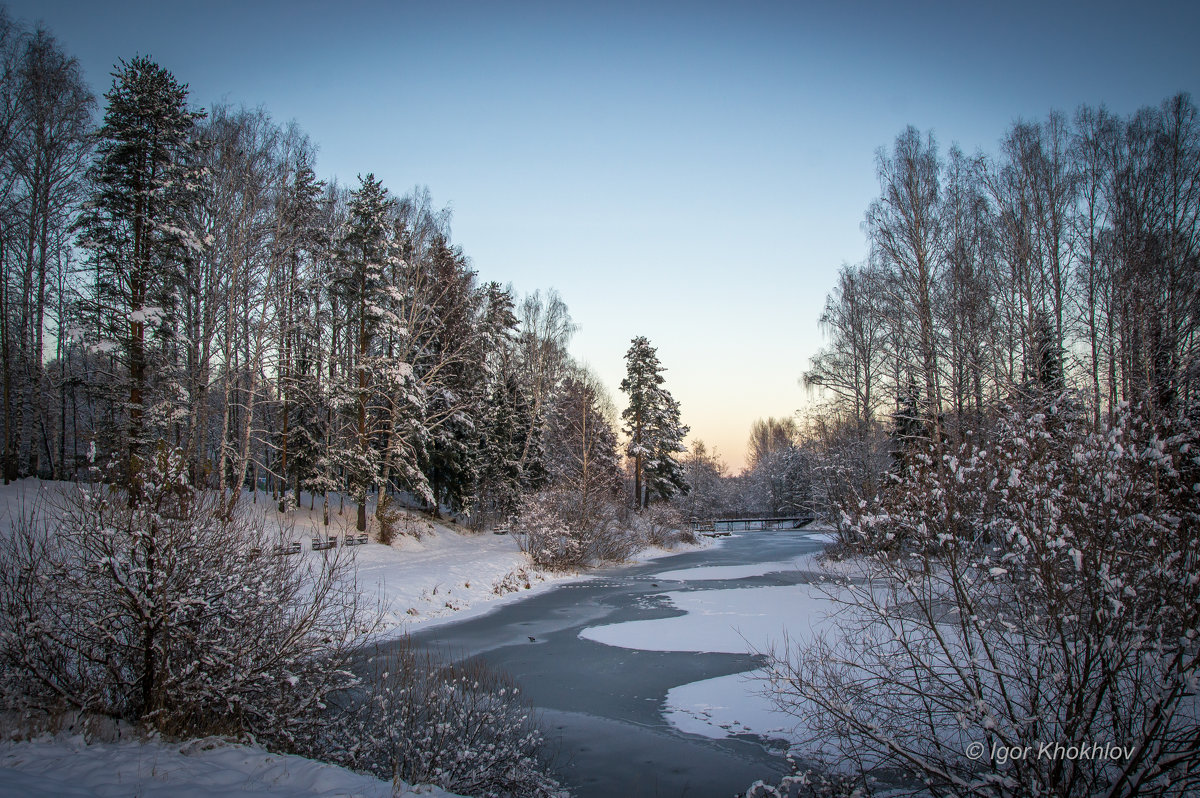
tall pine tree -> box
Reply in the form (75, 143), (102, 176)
(330, 174), (398, 531)
(76, 56), (202, 487)
(620, 336), (689, 509)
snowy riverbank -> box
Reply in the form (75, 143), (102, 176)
(0, 732), (467, 798)
(0, 478), (706, 636)
(0, 478), (711, 797)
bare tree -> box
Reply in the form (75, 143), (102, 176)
(804, 262), (890, 435)
(515, 288), (575, 467)
(866, 127), (945, 441)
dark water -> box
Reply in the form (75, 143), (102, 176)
(409, 529), (829, 798)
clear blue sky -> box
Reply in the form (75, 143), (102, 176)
(11, 0), (1199, 470)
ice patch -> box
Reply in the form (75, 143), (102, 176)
(665, 669), (797, 744)
(579, 583), (833, 654)
(653, 554), (816, 582)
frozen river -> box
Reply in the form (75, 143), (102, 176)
(411, 527), (834, 798)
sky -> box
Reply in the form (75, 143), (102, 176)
(8, 0), (1199, 471)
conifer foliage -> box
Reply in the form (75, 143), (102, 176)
(75, 56), (203, 485)
(330, 174), (400, 531)
(620, 336), (688, 509)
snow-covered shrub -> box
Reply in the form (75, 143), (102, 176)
(512, 488), (634, 570)
(318, 639), (565, 798)
(742, 766), (864, 798)
(641, 504), (695, 548)
(765, 401), (1200, 796)
(0, 445), (374, 745)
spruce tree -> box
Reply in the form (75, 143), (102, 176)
(643, 389), (689, 503)
(891, 376), (926, 469)
(475, 375), (525, 524)
(274, 151), (326, 510)
(545, 374), (621, 520)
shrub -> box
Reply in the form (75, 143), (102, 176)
(512, 488), (636, 570)
(641, 503), (695, 547)
(0, 444), (374, 746)
(317, 638), (565, 798)
(764, 401), (1200, 796)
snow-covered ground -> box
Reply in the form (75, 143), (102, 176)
(0, 733), (464, 798)
(275, 493), (700, 634)
(0, 478), (598, 635)
(578, 537), (843, 747)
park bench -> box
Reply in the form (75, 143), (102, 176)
(311, 535), (336, 551)
(273, 541), (301, 556)
(343, 532), (368, 546)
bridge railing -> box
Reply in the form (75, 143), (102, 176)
(687, 515), (816, 531)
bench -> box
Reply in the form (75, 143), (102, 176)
(343, 532), (368, 546)
(311, 536), (336, 551)
(272, 541), (302, 556)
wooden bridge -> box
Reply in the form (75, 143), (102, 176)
(688, 515), (816, 535)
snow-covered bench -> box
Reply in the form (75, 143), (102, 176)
(273, 541), (301, 556)
(311, 536), (336, 551)
(343, 532), (368, 546)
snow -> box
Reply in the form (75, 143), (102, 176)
(351, 523), (568, 632)
(653, 553), (817, 582)
(0, 734), (465, 798)
(0, 479), (576, 636)
(580, 585), (832, 654)
(0, 478), (711, 794)
(664, 671), (796, 746)
(0, 480), (702, 637)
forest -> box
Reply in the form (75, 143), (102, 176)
(708, 97), (1200, 530)
(0, 11), (697, 562)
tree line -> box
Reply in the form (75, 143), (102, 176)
(0, 11), (692, 537)
(797, 94), (1200, 506)
(747, 95), (1200, 796)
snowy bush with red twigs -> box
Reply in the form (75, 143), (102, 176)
(762, 400), (1200, 797)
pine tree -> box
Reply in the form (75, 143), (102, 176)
(330, 174), (399, 531)
(75, 56), (203, 487)
(620, 336), (689, 509)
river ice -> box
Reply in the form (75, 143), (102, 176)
(578, 540), (839, 746)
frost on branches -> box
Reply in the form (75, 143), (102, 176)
(0, 445), (373, 746)
(764, 399), (1200, 797)
(319, 639), (566, 798)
